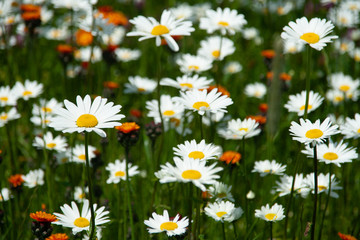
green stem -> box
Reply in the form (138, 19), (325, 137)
(311, 145), (318, 240)
(242, 138), (249, 231)
(199, 115), (204, 140)
(42, 137), (53, 212)
(125, 147), (135, 240)
(232, 222), (237, 239)
(222, 222), (227, 240)
(118, 182), (123, 240)
(85, 133), (96, 240)
(303, 46), (312, 119)
(318, 164), (332, 240)
(188, 183), (193, 239)
(5, 126), (16, 174)
(270, 222), (273, 240)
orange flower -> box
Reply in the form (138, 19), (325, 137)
(104, 81), (119, 89)
(115, 122), (140, 134)
(130, 109), (142, 118)
(201, 191), (211, 199)
(106, 11), (128, 26)
(207, 85), (230, 97)
(259, 103), (268, 113)
(261, 50), (275, 59)
(219, 151), (241, 164)
(20, 4), (41, 21)
(280, 73), (292, 81)
(22, 11), (41, 21)
(46, 233), (69, 240)
(75, 29), (93, 46)
(8, 174), (24, 187)
(30, 211), (57, 222)
(248, 115), (266, 125)
(266, 71), (273, 79)
(338, 232), (357, 240)
(56, 44), (73, 54)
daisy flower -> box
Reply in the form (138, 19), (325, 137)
(33, 132), (67, 152)
(101, 26), (125, 45)
(349, 48), (360, 62)
(175, 88), (233, 116)
(329, 73), (360, 98)
(170, 3), (193, 21)
(326, 89), (344, 105)
(0, 107), (20, 127)
(199, 7), (247, 35)
(144, 210), (189, 237)
(105, 159), (140, 184)
(173, 139), (222, 161)
(218, 118), (261, 140)
(205, 201), (243, 222)
(53, 200), (110, 234)
(197, 36), (235, 61)
(242, 27), (259, 40)
(284, 90), (324, 116)
(23, 169), (45, 188)
(49, 95), (124, 138)
(341, 113), (360, 139)
(252, 160), (286, 177)
(283, 39), (305, 54)
(328, 7), (359, 28)
(303, 172), (342, 198)
(281, 17), (338, 51)
(0, 188), (11, 202)
(124, 76), (157, 94)
(160, 74), (213, 91)
(114, 48), (141, 62)
(302, 140), (358, 167)
(207, 182), (235, 202)
(289, 117), (339, 145)
(176, 54), (212, 74)
(244, 82), (267, 99)
(12, 80), (43, 100)
(255, 203), (285, 222)
(159, 157), (222, 191)
(70, 144), (96, 164)
(74, 186), (88, 203)
(223, 61), (242, 74)
(32, 98), (63, 117)
(0, 86), (18, 106)
(275, 174), (309, 198)
(30, 112), (54, 128)
(74, 47), (102, 63)
(146, 95), (184, 123)
(126, 9), (195, 52)
(334, 39), (355, 54)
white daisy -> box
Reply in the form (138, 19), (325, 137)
(101, 27), (125, 46)
(176, 54), (213, 74)
(244, 82), (267, 99)
(197, 36), (235, 61)
(281, 17), (338, 51)
(328, 6), (359, 28)
(170, 3), (194, 21)
(208, 182), (235, 202)
(126, 9), (195, 52)
(12, 80), (43, 101)
(173, 139), (222, 161)
(242, 27), (259, 40)
(124, 76), (157, 94)
(32, 98), (63, 117)
(223, 61), (243, 74)
(303, 172), (342, 198)
(284, 90), (324, 116)
(268, 1), (294, 16)
(199, 7), (247, 35)
(146, 95), (184, 123)
(342, 1), (360, 12)
(0, 188), (10, 202)
(326, 89), (345, 105)
(53, 200), (110, 234)
(205, 201), (243, 222)
(0, 107), (20, 127)
(74, 47), (102, 63)
(334, 39), (355, 54)
(33, 132), (67, 152)
(252, 160), (286, 177)
(30, 112), (54, 128)
(70, 144), (96, 164)
(49, 95), (124, 138)
(144, 210), (189, 237)
(23, 169), (45, 188)
(218, 118), (261, 140)
(0, 86), (18, 106)
(275, 174), (309, 198)
(41, 26), (69, 41)
(349, 48), (360, 62)
(160, 74), (213, 91)
(340, 113), (360, 139)
(114, 48), (141, 62)
(329, 73), (360, 98)
(175, 88), (233, 116)
(289, 117), (339, 145)
(74, 186), (88, 203)
(283, 39), (305, 54)
(105, 159), (140, 184)
(255, 203), (285, 222)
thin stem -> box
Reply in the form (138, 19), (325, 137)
(5, 125), (16, 174)
(188, 183), (193, 239)
(199, 115), (204, 140)
(303, 46), (312, 119)
(311, 145), (318, 240)
(242, 138), (249, 231)
(193, 189), (201, 239)
(318, 164), (332, 240)
(270, 222), (273, 240)
(222, 222), (227, 240)
(118, 182), (123, 240)
(125, 147), (135, 240)
(42, 138), (53, 212)
(232, 222), (237, 239)
(85, 133), (96, 240)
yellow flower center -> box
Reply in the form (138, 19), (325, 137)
(188, 65), (199, 70)
(79, 193), (86, 199)
(264, 169), (271, 173)
(41, 107), (52, 113)
(218, 21), (229, 26)
(160, 222), (178, 231)
(163, 110), (175, 116)
(300, 105), (312, 111)
(300, 33), (320, 44)
(358, 128), (360, 134)
(115, 171), (125, 177)
(212, 50), (220, 58)
(323, 152), (338, 160)
(335, 96), (344, 102)
(265, 213), (277, 221)
(180, 83), (193, 89)
(73, 217), (90, 228)
(339, 85), (350, 92)
(181, 170), (202, 180)
(151, 24), (170, 36)
(78, 154), (86, 161)
(137, 87), (146, 92)
(216, 211), (228, 218)
(192, 101), (209, 110)
(217, 193), (227, 198)
(76, 114), (98, 128)
(188, 151), (205, 159)
(170, 118), (181, 127)
(0, 114), (8, 121)
(23, 90), (33, 96)
(305, 129), (323, 139)
(0, 97), (8, 102)
(277, 7), (284, 15)
(46, 143), (56, 149)
(340, 43), (348, 51)
(239, 128), (248, 132)
(318, 185), (327, 191)
(340, 17), (348, 24)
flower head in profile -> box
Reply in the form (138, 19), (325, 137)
(12, 80), (43, 100)
(46, 233), (69, 240)
(23, 169), (45, 188)
(252, 160), (286, 177)
(255, 203), (285, 222)
(30, 211), (58, 223)
(144, 210), (189, 236)
(124, 76), (157, 94)
(281, 17), (337, 51)
(50, 95), (125, 137)
(33, 132), (67, 152)
(219, 151), (241, 164)
(275, 174), (309, 198)
(218, 118), (261, 140)
(105, 159), (140, 184)
(173, 139), (222, 161)
(208, 182), (235, 202)
(160, 75), (213, 91)
(176, 54), (213, 74)
(127, 9), (195, 52)
(205, 200), (243, 222)
(303, 172), (342, 198)
(341, 113), (360, 139)
(0, 107), (20, 127)
(285, 90), (324, 116)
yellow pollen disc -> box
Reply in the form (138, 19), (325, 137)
(265, 213), (277, 221)
(188, 151), (205, 159)
(115, 171), (125, 177)
(41, 107), (52, 113)
(323, 152), (338, 160)
(0, 195), (2, 201)
(277, 7), (284, 15)
(216, 211), (228, 218)
(180, 83), (193, 89)
(46, 143), (56, 149)
(355, 56), (360, 62)
(73, 217), (90, 228)
(44, 120), (50, 124)
(188, 65), (199, 70)
(300, 33), (320, 44)
(217, 193), (227, 198)
(192, 101), (209, 110)
(76, 114), (98, 128)
(151, 24), (170, 36)
(340, 17), (348, 24)
(160, 222), (178, 231)
(335, 96), (343, 102)
(170, 118), (181, 127)
(358, 128), (360, 133)
(339, 85), (350, 92)
(163, 110), (175, 116)
(0, 97), (8, 102)
(78, 154), (86, 161)
(181, 170), (202, 180)
(23, 90), (32, 96)
(0, 114), (8, 121)
(264, 169), (271, 173)
(137, 87), (146, 92)
(300, 105), (312, 111)
(79, 193), (86, 199)
(218, 21), (229, 26)
(340, 43), (348, 51)
(305, 129), (323, 139)
(239, 128), (248, 132)
(212, 50), (220, 58)
(318, 185), (327, 191)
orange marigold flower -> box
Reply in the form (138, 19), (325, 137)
(248, 115), (266, 125)
(219, 151), (241, 164)
(75, 29), (93, 46)
(261, 50), (275, 59)
(30, 211), (57, 222)
(20, 4), (40, 12)
(259, 103), (268, 113)
(98, 5), (113, 13)
(130, 109), (142, 118)
(338, 232), (357, 240)
(106, 11), (128, 26)
(22, 11), (41, 21)
(56, 44), (73, 54)
(280, 73), (292, 81)
(266, 71), (273, 79)
(115, 122), (140, 134)
(207, 85), (230, 97)
(8, 174), (24, 187)
(104, 81), (119, 89)
(46, 233), (69, 240)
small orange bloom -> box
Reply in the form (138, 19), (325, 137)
(280, 73), (292, 81)
(20, 4), (40, 12)
(266, 71), (273, 80)
(22, 11), (41, 21)
(201, 191), (211, 199)
(75, 29), (93, 46)
(207, 85), (230, 97)
(338, 232), (357, 240)
(248, 115), (266, 125)
(130, 109), (142, 118)
(219, 151), (241, 164)
(46, 233), (69, 240)
(259, 103), (268, 113)
(56, 44), (73, 54)
(115, 122), (140, 134)
(8, 174), (24, 187)
(104, 81), (119, 89)
(30, 211), (57, 222)
(106, 11), (128, 26)
(261, 50), (275, 59)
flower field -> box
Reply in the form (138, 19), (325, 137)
(1, 0), (360, 239)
